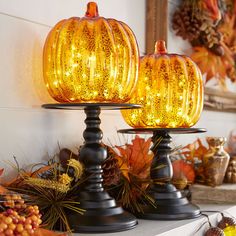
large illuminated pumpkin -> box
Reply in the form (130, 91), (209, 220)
(43, 2), (139, 103)
(122, 40), (203, 128)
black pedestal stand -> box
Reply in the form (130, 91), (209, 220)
(42, 103), (140, 233)
(118, 128), (206, 220)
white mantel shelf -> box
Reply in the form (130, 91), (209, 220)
(74, 204), (236, 236)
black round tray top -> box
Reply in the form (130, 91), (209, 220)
(42, 102), (141, 110)
(118, 127), (207, 134)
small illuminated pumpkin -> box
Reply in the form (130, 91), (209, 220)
(122, 40), (203, 128)
(43, 2), (139, 103)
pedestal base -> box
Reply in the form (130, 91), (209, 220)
(118, 128), (206, 221)
(42, 103), (140, 233)
(137, 184), (200, 220)
(67, 191), (137, 233)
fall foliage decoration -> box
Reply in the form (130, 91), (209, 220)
(1, 138), (236, 234)
(0, 193), (42, 236)
(171, 159), (195, 190)
(172, 0), (236, 88)
(3, 151), (84, 232)
(0, 178), (65, 236)
(172, 136), (232, 187)
(1, 135), (154, 231)
(103, 135), (155, 213)
(171, 137), (226, 186)
(33, 228), (66, 236)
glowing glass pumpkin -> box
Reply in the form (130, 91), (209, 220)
(43, 2), (139, 103)
(122, 40), (203, 128)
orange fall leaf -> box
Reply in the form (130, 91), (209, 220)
(116, 135), (153, 180)
(33, 228), (67, 236)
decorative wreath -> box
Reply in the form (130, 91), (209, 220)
(172, 0), (236, 89)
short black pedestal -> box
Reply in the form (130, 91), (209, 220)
(42, 103), (139, 233)
(118, 128), (206, 220)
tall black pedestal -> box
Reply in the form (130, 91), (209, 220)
(118, 128), (206, 220)
(42, 103), (139, 233)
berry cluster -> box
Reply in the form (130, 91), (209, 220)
(3, 194), (26, 210)
(0, 194), (42, 236)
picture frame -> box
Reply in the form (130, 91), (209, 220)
(145, 0), (236, 113)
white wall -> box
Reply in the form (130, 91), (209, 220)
(0, 0), (235, 180)
(0, 0), (145, 180)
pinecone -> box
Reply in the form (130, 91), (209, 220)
(102, 146), (121, 186)
(172, 2), (202, 41)
(218, 216), (236, 229)
(205, 227), (225, 236)
(172, 1), (224, 56)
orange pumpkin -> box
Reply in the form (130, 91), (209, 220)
(43, 2), (139, 103)
(122, 40), (203, 128)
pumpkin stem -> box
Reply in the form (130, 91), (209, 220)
(86, 2), (99, 18)
(155, 40), (167, 54)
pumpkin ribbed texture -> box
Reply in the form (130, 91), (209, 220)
(122, 40), (203, 128)
(43, 2), (139, 103)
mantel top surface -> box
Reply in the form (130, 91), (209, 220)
(72, 204), (236, 236)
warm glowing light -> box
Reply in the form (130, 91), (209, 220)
(43, 2), (139, 103)
(122, 40), (203, 128)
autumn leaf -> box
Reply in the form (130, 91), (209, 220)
(0, 185), (7, 194)
(116, 135), (153, 180)
(33, 228), (67, 236)
(200, 0), (222, 23)
(219, 14), (236, 48)
(3, 164), (55, 188)
(172, 159), (195, 183)
(181, 138), (208, 163)
(191, 46), (228, 84)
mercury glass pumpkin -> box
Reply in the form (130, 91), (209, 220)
(122, 40), (203, 128)
(43, 2), (139, 103)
